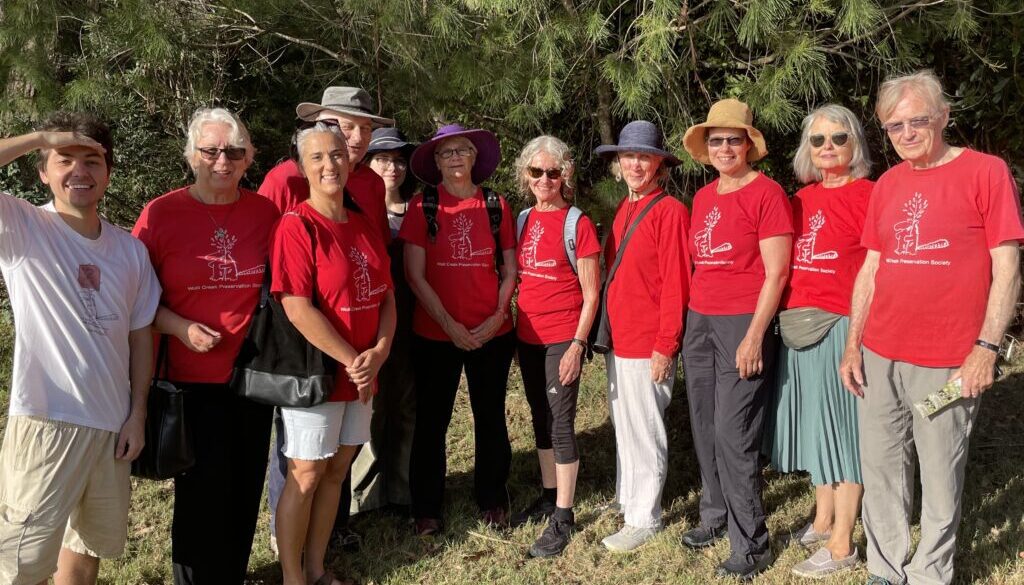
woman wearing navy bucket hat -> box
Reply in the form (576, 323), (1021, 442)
(398, 124), (517, 536)
(593, 120), (691, 552)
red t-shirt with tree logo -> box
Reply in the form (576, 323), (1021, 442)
(783, 179), (873, 315)
(688, 173), (793, 315)
(861, 149), (1024, 367)
(271, 202), (392, 401)
(515, 207), (601, 345)
(398, 185), (516, 341)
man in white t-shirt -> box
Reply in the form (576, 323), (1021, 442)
(0, 112), (161, 585)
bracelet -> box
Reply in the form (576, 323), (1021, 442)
(975, 339), (1000, 353)
(571, 338), (588, 350)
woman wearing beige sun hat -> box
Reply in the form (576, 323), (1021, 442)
(678, 99), (793, 580)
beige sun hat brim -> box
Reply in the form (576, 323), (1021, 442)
(682, 99), (768, 165)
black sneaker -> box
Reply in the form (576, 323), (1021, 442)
(680, 524), (726, 549)
(329, 526), (361, 553)
(511, 496), (556, 527)
(714, 550), (775, 581)
(529, 515), (574, 558)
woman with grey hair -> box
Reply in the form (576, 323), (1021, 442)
(763, 103), (873, 579)
(509, 135), (600, 557)
(132, 107), (282, 583)
(271, 121), (396, 585)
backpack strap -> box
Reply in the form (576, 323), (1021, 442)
(563, 206), (583, 275)
(422, 186), (439, 243)
(483, 188), (504, 267)
(516, 208), (532, 242)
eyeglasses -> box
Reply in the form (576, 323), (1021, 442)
(809, 132), (849, 148)
(882, 116), (933, 135)
(370, 156), (407, 170)
(707, 136), (746, 148)
(196, 147), (247, 161)
(526, 166), (562, 180)
(435, 147), (476, 159)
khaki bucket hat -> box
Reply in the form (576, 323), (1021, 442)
(682, 98), (768, 164)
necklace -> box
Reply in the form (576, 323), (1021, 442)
(190, 187), (241, 234)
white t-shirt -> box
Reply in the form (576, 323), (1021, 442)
(0, 194), (161, 432)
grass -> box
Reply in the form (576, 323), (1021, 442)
(1, 328), (1023, 584)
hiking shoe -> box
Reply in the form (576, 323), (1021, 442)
(680, 524), (726, 549)
(414, 517), (442, 537)
(529, 514), (575, 558)
(791, 546), (860, 579)
(715, 549), (775, 581)
(601, 524), (660, 552)
(793, 522), (831, 547)
(329, 526), (361, 553)
(481, 506), (508, 528)
(511, 495), (556, 527)
(865, 575), (896, 585)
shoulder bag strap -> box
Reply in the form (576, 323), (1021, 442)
(604, 193), (667, 286)
(563, 205), (583, 275)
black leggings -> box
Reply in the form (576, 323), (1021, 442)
(518, 340), (580, 464)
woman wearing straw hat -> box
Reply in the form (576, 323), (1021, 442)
(399, 124), (517, 536)
(679, 99), (792, 579)
(592, 120), (691, 552)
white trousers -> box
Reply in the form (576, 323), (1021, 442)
(607, 354), (675, 529)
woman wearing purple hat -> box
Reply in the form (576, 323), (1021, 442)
(398, 124), (517, 535)
(592, 120), (691, 552)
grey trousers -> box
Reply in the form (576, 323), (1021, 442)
(860, 347), (978, 585)
(682, 310), (775, 558)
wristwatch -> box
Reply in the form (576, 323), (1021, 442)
(571, 338), (588, 350)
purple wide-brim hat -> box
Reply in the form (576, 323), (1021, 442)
(410, 124), (501, 185)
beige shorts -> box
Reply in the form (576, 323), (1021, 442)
(0, 416), (130, 585)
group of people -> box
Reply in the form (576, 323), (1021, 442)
(0, 67), (1019, 585)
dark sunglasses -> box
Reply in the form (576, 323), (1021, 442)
(297, 118), (342, 130)
(196, 147), (247, 161)
(809, 132), (849, 148)
(527, 166), (562, 180)
(707, 136), (746, 147)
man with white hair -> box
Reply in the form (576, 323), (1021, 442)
(840, 70), (1024, 585)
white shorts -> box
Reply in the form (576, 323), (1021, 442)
(279, 400), (373, 461)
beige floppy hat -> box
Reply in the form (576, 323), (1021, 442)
(682, 98), (768, 164)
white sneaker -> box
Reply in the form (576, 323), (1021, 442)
(791, 546), (860, 579)
(601, 525), (660, 552)
(269, 534), (278, 557)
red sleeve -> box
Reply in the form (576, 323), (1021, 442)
(397, 194), (427, 248)
(979, 157), (1024, 248)
(498, 195), (516, 251)
(271, 214), (315, 298)
(258, 163), (300, 215)
(861, 180), (883, 251)
(654, 202), (691, 357)
(757, 183), (794, 239)
(131, 201), (163, 269)
(575, 214), (601, 258)
(373, 181), (391, 245)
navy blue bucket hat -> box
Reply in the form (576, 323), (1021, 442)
(594, 120), (681, 167)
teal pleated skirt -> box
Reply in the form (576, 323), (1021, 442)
(764, 316), (862, 485)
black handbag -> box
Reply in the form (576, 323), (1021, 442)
(231, 215), (336, 408)
(131, 336), (194, 480)
(591, 193), (668, 354)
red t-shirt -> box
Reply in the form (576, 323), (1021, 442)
(271, 202), (392, 401)
(515, 207), (601, 345)
(783, 179), (873, 315)
(688, 173), (794, 315)
(132, 188), (281, 383)
(398, 186), (516, 341)
(603, 189), (691, 358)
(257, 159), (390, 243)
(861, 149), (1024, 367)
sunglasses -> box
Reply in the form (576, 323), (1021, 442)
(196, 147), (247, 161)
(526, 166), (562, 180)
(707, 136), (746, 148)
(809, 132), (849, 148)
(882, 116), (933, 135)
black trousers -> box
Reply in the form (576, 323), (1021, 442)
(681, 311), (777, 559)
(518, 340), (580, 464)
(172, 383), (273, 585)
(409, 332), (515, 519)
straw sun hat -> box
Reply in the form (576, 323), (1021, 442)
(682, 99), (768, 164)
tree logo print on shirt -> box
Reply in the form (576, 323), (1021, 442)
(348, 247), (387, 302)
(519, 221), (557, 269)
(795, 210), (838, 263)
(204, 228), (263, 282)
(693, 206), (734, 258)
(77, 264), (118, 335)
(448, 214), (493, 260)
(893, 193), (950, 256)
